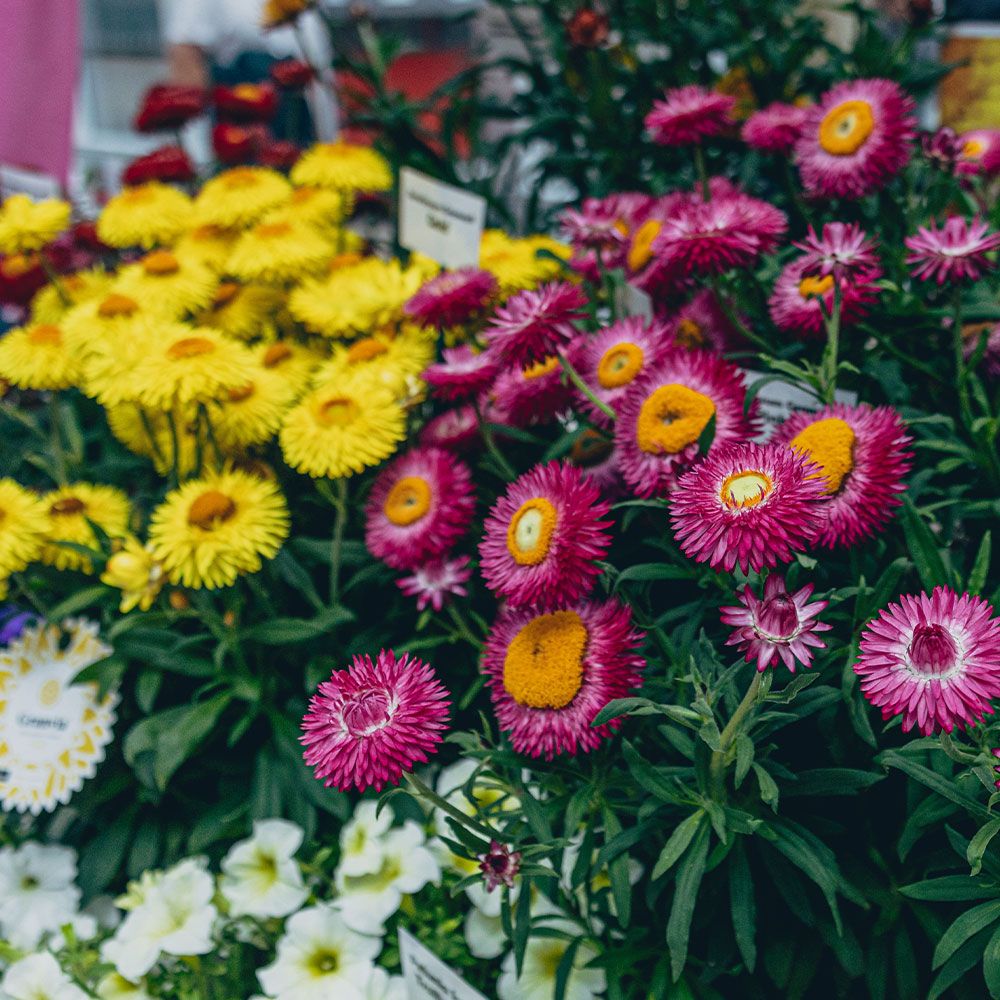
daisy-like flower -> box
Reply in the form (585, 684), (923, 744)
(489, 354), (575, 427)
(795, 78), (916, 199)
(956, 129), (1000, 176)
(905, 216), (1000, 285)
(96, 973), (154, 1000)
(0, 843), (81, 950)
(479, 461), (612, 609)
(312, 326), (435, 399)
(666, 289), (740, 352)
(291, 141), (392, 193)
(101, 537), (165, 613)
(1, 953), (90, 1000)
(419, 404), (480, 451)
(644, 85), (736, 146)
(193, 166), (292, 229)
(198, 281), (283, 340)
(478, 230), (572, 295)
(173, 224), (240, 272)
(365, 446), (475, 571)
(96, 183), (193, 249)
(486, 281), (587, 368)
(302, 649), (450, 792)
(562, 193), (656, 279)
(405, 268), (498, 328)
(111, 250), (218, 316)
(497, 917), (606, 1000)
(670, 441), (826, 573)
(768, 257), (882, 338)
(42, 483), (130, 572)
(257, 338), (324, 393)
(220, 818), (309, 919)
(423, 345), (498, 402)
(479, 841), (522, 892)
(741, 102), (809, 154)
(721, 574), (831, 672)
(615, 349), (757, 498)
(794, 221), (879, 280)
(483, 599), (645, 759)
(31, 268), (113, 325)
(279, 379), (406, 478)
(269, 185), (351, 229)
(0, 321), (81, 390)
(0, 480), (50, 578)
(211, 368), (298, 451)
(148, 467), (290, 589)
(921, 126), (961, 171)
(0, 195), (70, 254)
(226, 218), (334, 285)
(855, 587), (1000, 735)
(396, 555), (472, 612)
(772, 403), (912, 548)
(570, 316), (673, 426)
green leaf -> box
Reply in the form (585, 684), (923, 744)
(969, 818), (1000, 876)
(782, 768), (885, 798)
(696, 412), (716, 456)
(899, 495), (951, 591)
(880, 750), (990, 819)
(613, 564), (692, 590)
(969, 530), (992, 595)
(929, 927), (994, 1000)
(932, 899), (1000, 970)
(47, 585), (110, 620)
(984, 924), (1000, 999)
(591, 697), (658, 727)
(666, 820), (710, 981)
(768, 822), (846, 934)
(899, 875), (997, 902)
(651, 811), (704, 881)
(753, 763), (779, 811)
(603, 807), (632, 928)
(734, 734), (755, 788)
(242, 606), (355, 644)
(729, 842), (756, 972)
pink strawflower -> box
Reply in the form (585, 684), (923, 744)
(772, 403), (913, 549)
(365, 446), (475, 571)
(486, 282), (588, 368)
(488, 354), (574, 427)
(768, 257), (882, 339)
(615, 349), (758, 498)
(905, 217), (1000, 285)
(423, 345), (499, 402)
(397, 555), (472, 612)
(795, 222), (879, 280)
(420, 405), (480, 452)
(795, 78), (916, 199)
(301, 649), (450, 792)
(741, 102), (809, 154)
(570, 316), (674, 427)
(855, 587), (1000, 736)
(667, 288), (742, 352)
(670, 441), (825, 574)
(483, 599), (645, 759)
(921, 127), (961, 171)
(645, 85), (736, 146)
(405, 268), (497, 328)
(478, 841), (522, 892)
(564, 193), (658, 281)
(479, 460), (612, 609)
(956, 129), (1000, 177)
(721, 574), (831, 672)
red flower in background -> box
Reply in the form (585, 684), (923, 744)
(257, 139), (301, 171)
(272, 59), (314, 89)
(212, 123), (269, 164)
(0, 253), (46, 307)
(213, 82), (280, 122)
(566, 7), (610, 48)
(134, 84), (206, 132)
(122, 146), (196, 186)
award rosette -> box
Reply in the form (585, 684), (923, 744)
(0, 617), (118, 815)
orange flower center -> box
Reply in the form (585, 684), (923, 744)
(818, 99), (874, 156)
(233, 84), (264, 101)
(597, 342), (644, 389)
(98, 294), (139, 318)
(227, 383), (256, 403)
(255, 221), (292, 239)
(719, 469), (773, 509)
(522, 356), (559, 380)
(628, 219), (661, 273)
(28, 324), (62, 346)
(798, 274), (834, 300)
(635, 384), (715, 455)
(383, 476), (432, 526)
(143, 250), (180, 276)
(789, 417), (855, 493)
(213, 282), (241, 308)
(963, 138), (985, 159)
(187, 490), (238, 529)
(675, 318), (706, 349)
(506, 497), (557, 565)
(1, 253), (39, 277)
(263, 342), (293, 368)
(167, 336), (216, 360)
(317, 396), (358, 427)
(503, 610), (588, 709)
(49, 496), (85, 516)
(347, 338), (389, 364)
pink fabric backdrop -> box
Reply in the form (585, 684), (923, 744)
(0, 0), (79, 186)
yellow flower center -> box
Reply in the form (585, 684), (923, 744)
(798, 274), (834, 300)
(307, 948), (341, 977)
(522, 356), (559, 380)
(233, 83), (264, 101)
(818, 99), (875, 155)
(506, 497), (557, 565)
(220, 167), (261, 190)
(317, 396), (358, 427)
(963, 138), (985, 158)
(121, 186), (155, 204)
(635, 384), (715, 455)
(263, 342), (293, 368)
(213, 282), (240, 308)
(143, 250), (180, 276)
(328, 252), (364, 272)
(719, 469), (773, 508)
(789, 416), (856, 493)
(187, 490), (237, 529)
(675, 318), (706, 349)
(597, 342), (644, 388)
(167, 336), (216, 360)
(98, 294), (139, 318)
(347, 338), (389, 364)
(628, 219), (661, 273)
(503, 609), (588, 709)
(227, 382), (255, 403)
(383, 475), (432, 525)
(1, 253), (38, 277)
(49, 496), (85, 516)
(28, 323), (62, 346)
(255, 221), (292, 239)
(292, 186), (318, 204)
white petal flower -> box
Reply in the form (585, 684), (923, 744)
(464, 906), (506, 959)
(220, 818), (309, 919)
(496, 918), (606, 1000)
(0, 843), (82, 950)
(0, 953), (91, 1000)
(257, 905), (380, 1000)
(96, 973), (154, 1000)
(338, 801), (393, 878)
(364, 967), (408, 1000)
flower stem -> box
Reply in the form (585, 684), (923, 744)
(165, 408), (182, 487)
(447, 602), (482, 649)
(558, 353), (616, 421)
(47, 395), (67, 485)
(404, 770), (497, 840)
(327, 477), (348, 605)
(953, 286), (974, 430)
(820, 279), (843, 404)
(473, 401), (517, 479)
(708, 670), (764, 799)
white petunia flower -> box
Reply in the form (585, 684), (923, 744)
(257, 904), (380, 1000)
(364, 967), (408, 1000)
(0, 953), (91, 1000)
(335, 821), (440, 936)
(338, 801), (393, 878)
(220, 819), (309, 919)
(96, 973), (153, 1000)
(0, 843), (82, 950)
(100, 857), (217, 982)
(496, 918), (606, 1000)
(464, 906), (506, 960)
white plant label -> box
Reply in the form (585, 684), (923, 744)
(742, 369), (858, 441)
(399, 927), (489, 1000)
(399, 168), (486, 269)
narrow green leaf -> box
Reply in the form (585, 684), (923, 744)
(880, 750), (990, 819)
(969, 818), (1000, 876)
(899, 495), (951, 591)
(666, 820), (710, 981)
(899, 875), (997, 901)
(47, 585), (111, 620)
(932, 899), (1000, 970)
(969, 530), (993, 595)
(984, 924), (1000, 999)
(734, 734), (755, 788)
(651, 811), (704, 881)
(153, 693), (232, 790)
(753, 763), (779, 811)
(729, 841), (757, 972)
(929, 926), (995, 1000)
(242, 606), (354, 644)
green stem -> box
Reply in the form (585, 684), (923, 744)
(710, 277), (770, 353)
(199, 402), (223, 470)
(693, 143), (710, 200)
(446, 602), (482, 649)
(472, 401), (517, 479)
(708, 670), (764, 799)
(11, 572), (48, 617)
(137, 405), (165, 465)
(821, 279), (843, 404)
(47, 396), (68, 485)
(558, 354), (616, 421)
(165, 409), (182, 487)
(953, 286), (974, 431)
(328, 478), (348, 605)
(404, 770), (497, 840)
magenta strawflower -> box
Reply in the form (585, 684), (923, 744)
(772, 403), (913, 548)
(855, 587), (1000, 736)
(956, 129), (1000, 176)
(570, 317), (673, 427)
(741, 102), (809, 154)
(795, 78), (916, 198)
(768, 257), (882, 339)
(483, 599), (645, 759)
(667, 289), (742, 352)
(615, 349), (758, 498)
(921, 127), (961, 171)
(479, 460), (612, 609)
(405, 268), (497, 328)
(397, 555), (472, 612)
(645, 85), (736, 146)
(301, 649), (450, 792)
(489, 354), (574, 427)
(563, 193), (657, 281)
(485, 282), (587, 368)
(424, 345), (499, 402)
(670, 441), (825, 573)
(419, 405), (480, 452)
(721, 574), (831, 673)
(795, 222), (879, 280)
(365, 446), (475, 571)
(478, 841), (522, 892)
(905, 217), (1000, 285)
